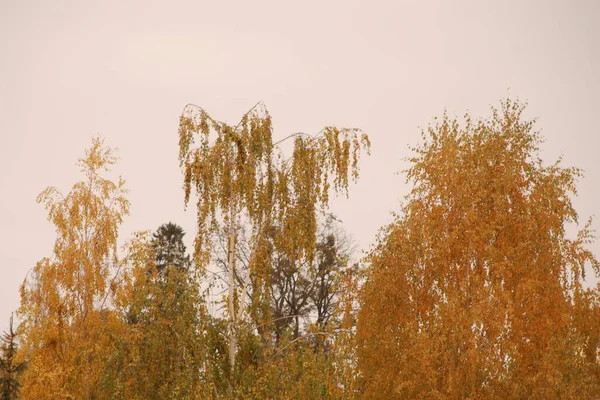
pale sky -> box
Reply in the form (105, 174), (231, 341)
(1, 0), (599, 332)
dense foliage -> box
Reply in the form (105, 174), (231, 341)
(8, 100), (599, 398)
(357, 100), (600, 398)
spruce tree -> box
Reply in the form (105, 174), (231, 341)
(0, 315), (26, 400)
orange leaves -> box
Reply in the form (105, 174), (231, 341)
(17, 97), (600, 398)
(357, 99), (600, 398)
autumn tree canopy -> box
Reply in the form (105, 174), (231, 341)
(357, 99), (600, 399)
(9, 99), (600, 399)
(178, 101), (370, 393)
(18, 138), (129, 399)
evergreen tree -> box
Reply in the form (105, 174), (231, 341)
(102, 225), (208, 398)
(151, 222), (191, 273)
(0, 315), (27, 400)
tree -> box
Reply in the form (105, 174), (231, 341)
(152, 222), (191, 273)
(0, 315), (27, 400)
(18, 137), (129, 399)
(357, 99), (600, 398)
(211, 214), (354, 343)
(267, 215), (354, 342)
(102, 227), (210, 399)
(178, 101), (370, 393)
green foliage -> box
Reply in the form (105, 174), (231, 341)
(234, 338), (334, 399)
(0, 316), (26, 400)
(102, 226), (211, 399)
(152, 222), (191, 273)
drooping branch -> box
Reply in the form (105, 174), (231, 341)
(178, 102), (370, 390)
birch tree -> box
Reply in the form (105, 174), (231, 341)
(210, 214), (354, 343)
(357, 99), (600, 398)
(178, 102), (370, 392)
(18, 138), (129, 399)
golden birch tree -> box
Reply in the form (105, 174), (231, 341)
(178, 102), (370, 393)
(357, 99), (600, 399)
(18, 138), (129, 399)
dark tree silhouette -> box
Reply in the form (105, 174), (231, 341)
(0, 315), (26, 400)
(151, 222), (191, 272)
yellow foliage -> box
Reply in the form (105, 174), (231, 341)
(178, 102), (369, 394)
(357, 99), (600, 399)
(18, 138), (129, 398)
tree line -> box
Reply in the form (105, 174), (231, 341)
(1, 98), (599, 399)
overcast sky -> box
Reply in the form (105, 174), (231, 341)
(1, 0), (599, 332)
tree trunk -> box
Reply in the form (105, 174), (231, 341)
(227, 201), (237, 394)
